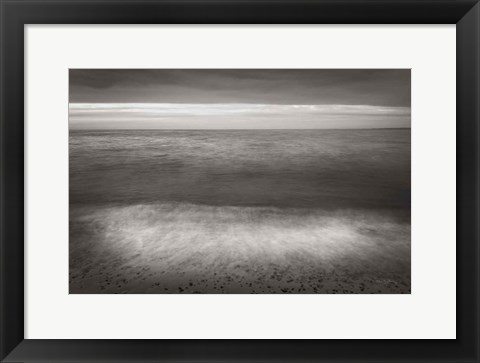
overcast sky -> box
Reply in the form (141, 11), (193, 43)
(69, 69), (411, 130)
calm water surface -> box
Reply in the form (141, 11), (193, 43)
(70, 129), (410, 211)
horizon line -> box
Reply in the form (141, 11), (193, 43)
(69, 102), (411, 108)
(69, 127), (411, 131)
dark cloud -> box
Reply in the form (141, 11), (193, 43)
(69, 69), (410, 107)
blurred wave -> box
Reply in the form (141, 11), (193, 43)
(70, 203), (410, 293)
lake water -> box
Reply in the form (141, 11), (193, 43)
(69, 129), (411, 294)
(70, 129), (410, 210)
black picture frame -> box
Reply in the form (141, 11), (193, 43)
(1, 1), (479, 362)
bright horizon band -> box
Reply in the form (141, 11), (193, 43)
(69, 103), (411, 130)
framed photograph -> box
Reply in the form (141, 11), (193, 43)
(1, 0), (478, 362)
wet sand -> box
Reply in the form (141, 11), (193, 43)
(70, 266), (410, 294)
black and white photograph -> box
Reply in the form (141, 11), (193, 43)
(69, 69), (411, 294)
